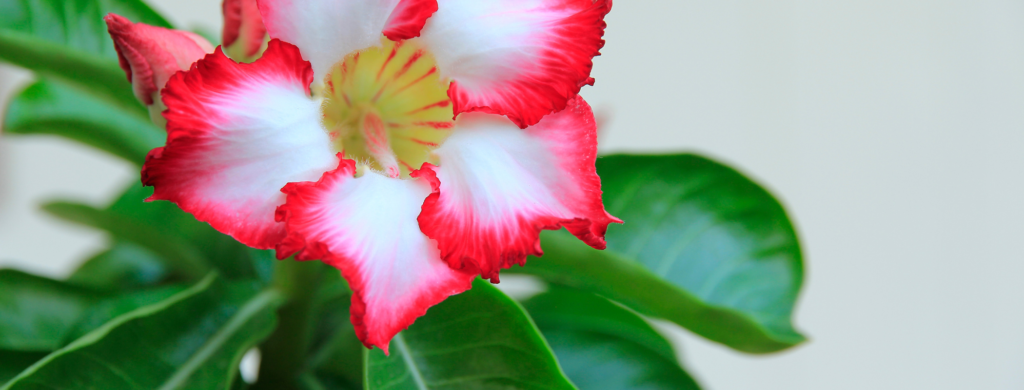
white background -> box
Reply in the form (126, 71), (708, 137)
(1, 1), (1023, 389)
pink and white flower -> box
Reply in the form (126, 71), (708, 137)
(129, 0), (617, 352)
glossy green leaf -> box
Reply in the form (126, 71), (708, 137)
(522, 287), (701, 390)
(511, 154), (805, 353)
(366, 279), (575, 390)
(521, 286), (676, 361)
(67, 241), (171, 291)
(0, 270), (101, 351)
(4, 78), (164, 165)
(0, 0), (172, 110)
(2, 274), (284, 390)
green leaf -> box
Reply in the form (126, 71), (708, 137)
(305, 271), (362, 390)
(365, 279), (575, 390)
(522, 287), (701, 390)
(42, 201), (212, 280)
(0, 0), (172, 110)
(0, 350), (48, 386)
(44, 182), (271, 283)
(67, 241), (171, 291)
(521, 286), (676, 361)
(2, 274), (285, 390)
(4, 78), (164, 166)
(511, 154), (806, 353)
(0, 270), (101, 351)
(61, 284), (186, 343)
(542, 331), (701, 390)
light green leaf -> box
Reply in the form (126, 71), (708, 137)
(366, 279), (576, 390)
(3, 78), (164, 165)
(2, 274), (285, 390)
(0, 270), (101, 351)
(511, 154), (806, 353)
(522, 287), (701, 390)
(0, 0), (173, 110)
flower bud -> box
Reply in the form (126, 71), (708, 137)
(222, 0), (267, 62)
(104, 14), (214, 109)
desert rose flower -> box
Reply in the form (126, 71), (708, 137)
(135, 0), (617, 352)
(104, 14), (214, 124)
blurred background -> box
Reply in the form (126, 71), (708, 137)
(2, 0), (1023, 389)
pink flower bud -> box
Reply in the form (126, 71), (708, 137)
(222, 0), (267, 60)
(104, 14), (214, 106)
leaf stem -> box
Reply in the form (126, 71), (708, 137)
(252, 259), (323, 390)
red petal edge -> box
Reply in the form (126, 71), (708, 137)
(413, 96), (621, 282)
(448, 0), (612, 128)
(142, 39), (315, 249)
(276, 156), (475, 353)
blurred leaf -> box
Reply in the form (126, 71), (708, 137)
(511, 154), (805, 353)
(522, 287), (701, 390)
(2, 274), (284, 390)
(0, 350), (48, 386)
(42, 201), (211, 280)
(365, 279), (575, 390)
(44, 182), (271, 283)
(4, 78), (164, 166)
(0, 0), (172, 110)
(67, 241), (171, 291)
(61, 284), (186, 343)
(0, 270), (101, 351)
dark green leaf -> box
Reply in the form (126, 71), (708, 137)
(0, 350), (48, 386)
(4, 78), (164, 165)
(522, 288), (700, 390)
(0, 270), (101, 351)
(0, 0), (172, 110)
(365, 279), (575, 390)
(2, 274), (285, 390)
(67, 241), (170, 291)
(511, 154), (805, 353)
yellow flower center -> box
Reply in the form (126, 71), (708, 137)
(321, 38), (452, 178)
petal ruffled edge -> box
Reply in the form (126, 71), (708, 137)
(413, 96), (621, 281)
(144, 39), (335, 249)
(276, 157), (475, 352)
(421, 0), (612, 128)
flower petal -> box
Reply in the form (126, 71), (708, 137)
(258, 0), (438, 79)
(143, 40), (336, 249)
(414, 96), (621, 281)
(419, 0), (612, 128)
(222, 0), (267, 58)
(104, 13), (214, 105)
(276, 158), (475, 353)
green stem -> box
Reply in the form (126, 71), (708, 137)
(252, 259), (323, 390)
